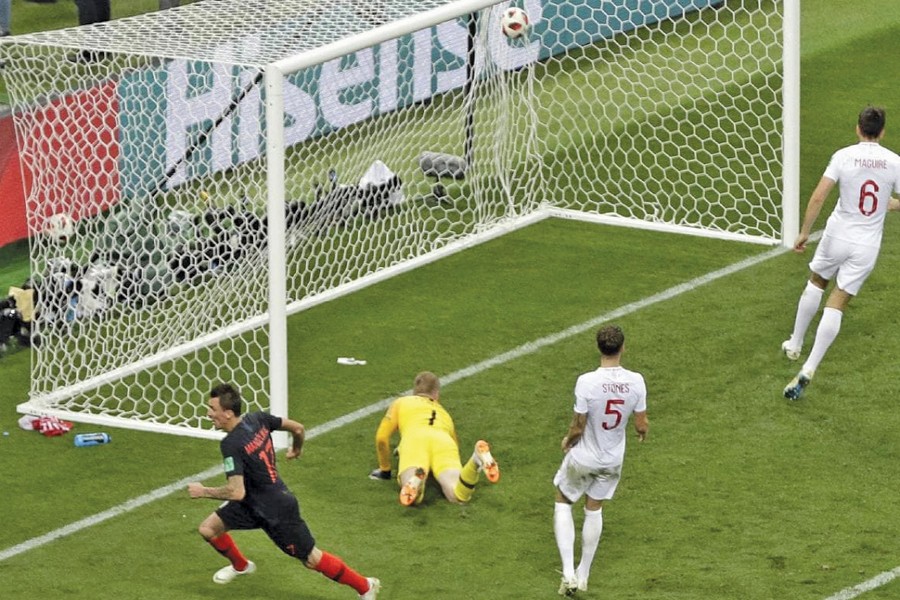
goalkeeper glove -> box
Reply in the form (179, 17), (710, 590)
(369, 468), (392, 480)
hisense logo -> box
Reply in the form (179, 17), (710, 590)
(159, 7), (542, 187)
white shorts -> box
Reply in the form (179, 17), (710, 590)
(553, 452), (621, 503)
(809, 234), (879, 296)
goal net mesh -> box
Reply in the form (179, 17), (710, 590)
(0, 0), (783, 437)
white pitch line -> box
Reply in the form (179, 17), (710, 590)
(0, 468), (219, 562)
(0, 244), (788, 564)
(823, 567), (900, 600)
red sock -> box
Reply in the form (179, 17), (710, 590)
(314, 550), (369, 594)
(208, 533), (249, 571)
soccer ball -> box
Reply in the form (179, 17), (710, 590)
(46, 212), (76, 243)
(500, 7), (529, 39)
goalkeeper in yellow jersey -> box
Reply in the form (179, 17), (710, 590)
(369, 371), (500, 506)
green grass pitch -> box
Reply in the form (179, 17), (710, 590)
(3, 1), (900, 599)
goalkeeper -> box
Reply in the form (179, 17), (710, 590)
(369, 371), (500, 506)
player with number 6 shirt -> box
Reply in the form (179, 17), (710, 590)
(782, 106), (900, 400)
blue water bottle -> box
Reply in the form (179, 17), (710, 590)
(74, 432), (111, 447)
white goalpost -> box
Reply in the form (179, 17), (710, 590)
(0, 0), (797, 439)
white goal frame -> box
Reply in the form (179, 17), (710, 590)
(1, 0), (799, 440)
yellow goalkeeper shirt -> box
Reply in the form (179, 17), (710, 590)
(375, 394), (456, 472)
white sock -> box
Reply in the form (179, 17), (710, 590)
(803, 307), (842, 376)
(553, 502), (576, 579)
(576, 508), (603, 584)
(789, 281), (825, 349)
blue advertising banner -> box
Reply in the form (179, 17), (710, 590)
(117, 0), (721, 197)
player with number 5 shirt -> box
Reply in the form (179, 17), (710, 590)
(553, 325), (648, 597)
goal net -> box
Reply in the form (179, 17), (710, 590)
(0, 0), (793, 438)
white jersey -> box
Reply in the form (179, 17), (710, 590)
(568, 366), (647, 470)
(822, 142), (900, 248)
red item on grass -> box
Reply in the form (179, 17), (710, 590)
(37, 416), (73, 437)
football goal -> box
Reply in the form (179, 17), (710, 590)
(0, 0), (797, 439)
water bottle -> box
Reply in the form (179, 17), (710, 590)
(74, 432), (111, 447)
